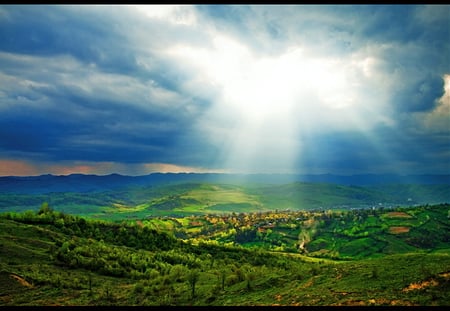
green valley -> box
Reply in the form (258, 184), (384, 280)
(1, 181), (449, 220)
(0, 200), (449, 306)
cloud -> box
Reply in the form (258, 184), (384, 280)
(0, 159), (227, 176)
(0, 48), (206, 165)
(0, 5), (448, 176)
(0, 159), (41, 176)
(421, 74), (450, 133)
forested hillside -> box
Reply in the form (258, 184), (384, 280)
(0, 203), (449, 306)
(1, 181), (449, 220)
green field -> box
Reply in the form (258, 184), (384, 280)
(1, 182), (449, 221)
(0, 202), (449, 306)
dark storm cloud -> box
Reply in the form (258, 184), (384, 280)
(352, 5), (449, 114)
(0, 5), (194, 93)
(0, 79), (199, 163)
(0, 4), (448, 175)
(296, 121), (450, 175)
(0, 5), (216, 170)
(1, 6), (126, 65)
(392, 75), (444, 112)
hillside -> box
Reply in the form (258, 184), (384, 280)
(1, 173), (449, 194)
(0, 205), (449, 306)
(0, 181), (449, 221)
(151, 203), (449, 260)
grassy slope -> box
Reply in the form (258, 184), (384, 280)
(0, 207), (449, 306)
(142, 204), (450, 260)
(1, 182), (449, 220)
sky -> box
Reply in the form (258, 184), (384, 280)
(0, 4), (449, 176)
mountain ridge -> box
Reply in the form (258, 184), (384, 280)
(0, 172), (449, 195)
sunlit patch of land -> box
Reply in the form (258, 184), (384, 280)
(389, 226), (411, 234)
(386, 211), (413, 218)
(0, 202), (449, 306)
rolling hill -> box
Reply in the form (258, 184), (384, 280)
(1, 173), (449, 194)
(0, 177), (449, 220)
(0, 173), (449, 306)
(0, 205), (449, 306)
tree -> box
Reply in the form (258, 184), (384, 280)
(187, 269), (200, 300)
(245, 266), (256, 291)
(38, 202), (52, 215)
(216, 268), (227, 290)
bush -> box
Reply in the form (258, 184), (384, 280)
(134, 281), (145, 294)
(226, 274), (239, 286)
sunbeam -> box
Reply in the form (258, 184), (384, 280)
(183, 34), (394, 174)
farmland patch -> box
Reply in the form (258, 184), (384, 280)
(385, 212), (412, 218)
(389, 226), (410, 234)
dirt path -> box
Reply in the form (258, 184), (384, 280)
(10, 273), (33, 287)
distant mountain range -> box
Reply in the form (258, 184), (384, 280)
(0, 173), (449, 194)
